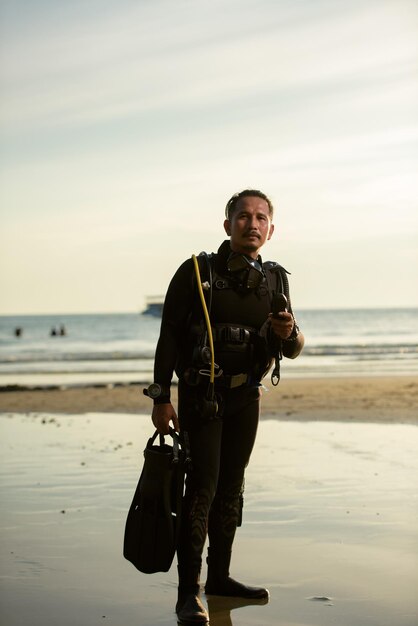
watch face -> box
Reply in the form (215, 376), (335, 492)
(147, 383), (162, 399)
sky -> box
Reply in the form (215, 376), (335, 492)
(1, 0), (417, 314)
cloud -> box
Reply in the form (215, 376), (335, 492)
(1, 0), (416, 133)
(1, 0), (417, 312)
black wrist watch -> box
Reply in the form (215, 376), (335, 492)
(143, 383), (169, 400)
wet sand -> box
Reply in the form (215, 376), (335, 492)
(1, 377), (418, 625)
(1, 375), (418, 424)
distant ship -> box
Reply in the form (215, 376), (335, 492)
(143, 296), (164, 317)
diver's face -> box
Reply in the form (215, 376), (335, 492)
(224, 196), (274, 259)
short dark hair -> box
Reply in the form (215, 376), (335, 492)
(225, 189), (274, 220)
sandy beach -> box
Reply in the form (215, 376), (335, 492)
(1, 375), (418, 424)
(1, 376), (417, 626)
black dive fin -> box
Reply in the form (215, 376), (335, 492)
(123, 429), (185, 574)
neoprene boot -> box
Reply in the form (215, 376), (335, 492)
(176, 565), (209, 624)
(205, 547), (269, 599)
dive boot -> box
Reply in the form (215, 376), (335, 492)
(205, 548), (269, 599)
(176, 560), (209, 624)
(176, 585), (209, 624)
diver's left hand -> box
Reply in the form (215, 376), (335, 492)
(269, 311), (295, 340)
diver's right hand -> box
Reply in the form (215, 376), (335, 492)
(151, 402), (180, 435)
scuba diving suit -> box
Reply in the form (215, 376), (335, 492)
(152, 240), (298, 603)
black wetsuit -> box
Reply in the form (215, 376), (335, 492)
(153, 240), (294, 586)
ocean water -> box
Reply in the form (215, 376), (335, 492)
(0, 308), (417, 388)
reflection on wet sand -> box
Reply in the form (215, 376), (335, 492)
(206, 595), (269, 626)
(1, 413), (417, 626)
(176, 595), (269, 626)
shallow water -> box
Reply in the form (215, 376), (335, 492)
(0, 414), (417, 625)
(2, 308), (418, 388)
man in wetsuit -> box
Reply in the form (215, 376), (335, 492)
(146, 189), (304, 624)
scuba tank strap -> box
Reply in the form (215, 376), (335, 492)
(263, 261), (291, 303)
(264, 263), (278, 299)
(184, 252), (214, 363)
(263, 262), (291, 386)
(191, 254), (218, 419)
(196, 251), (215, 314)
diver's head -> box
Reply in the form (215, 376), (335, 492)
(224, 190), (275, 259)
(225, 189), (274, 221)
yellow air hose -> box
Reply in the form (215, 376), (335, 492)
(192, 254), (215, 385)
